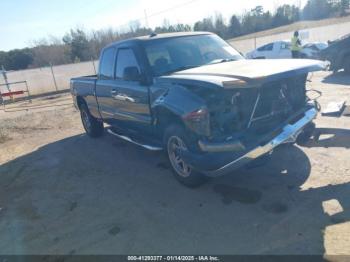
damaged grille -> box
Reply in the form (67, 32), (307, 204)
(208, 74), (307, 137)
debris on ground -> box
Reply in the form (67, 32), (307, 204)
(342, 105), (350, 117)
(322, 101), (346, 116)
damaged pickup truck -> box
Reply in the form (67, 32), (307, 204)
(71, 32), (325, 187)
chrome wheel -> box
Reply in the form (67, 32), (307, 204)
(167, 136), (192, 178)
(81, 110), (91, 133)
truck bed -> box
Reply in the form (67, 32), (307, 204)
(70, 75), (97, 108)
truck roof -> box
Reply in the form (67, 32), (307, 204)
(104, 31), (213, 49)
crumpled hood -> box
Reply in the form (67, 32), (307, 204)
(157, 59), (326, 88)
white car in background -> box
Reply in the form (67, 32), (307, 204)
(246, 40), (328, 59)
(246, 41), (292, 59)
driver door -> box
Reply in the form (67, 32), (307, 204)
(112, 47), (152, 131)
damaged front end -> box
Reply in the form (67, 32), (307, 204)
(181, 106), (317, 177)
(180, 73), (318, 177)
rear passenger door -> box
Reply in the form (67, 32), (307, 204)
(112, 47), (152, 130)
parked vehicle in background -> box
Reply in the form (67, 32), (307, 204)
(246, 40), (327, 60)
(246, 41), (291, 59)
(320, 34), (350, 74)
(302, 42), (328, 59)
(71, 32), (324, 187)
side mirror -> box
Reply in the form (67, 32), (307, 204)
(123, 66), (141, 82)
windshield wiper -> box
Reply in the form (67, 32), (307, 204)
(207, 58), (236, 65)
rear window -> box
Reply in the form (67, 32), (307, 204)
(100, 47), (116, 79)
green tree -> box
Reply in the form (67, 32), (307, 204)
(241, 6), (271, 34)
(303, 0), (332, 20)
(341, 0), (350, 15)
(273, 5), (300, 27)
(213, 14), (228, 39)
(194, 17), (215, 32)
(228, 15), (242, 38)
(0, 49), (33, 70)
(63, 28), (91, 62)
(252, 5), (264, 16)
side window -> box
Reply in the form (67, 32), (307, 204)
(99, 47), (116, 80)
(258, 43), (273, 51)
(115, 48), (140, 80)
(281, 42), (291, 50)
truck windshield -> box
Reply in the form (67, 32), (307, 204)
(144, 34), (243, 76)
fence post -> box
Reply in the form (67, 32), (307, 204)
(50, 63), (58, 91)
(92, 58), (97, 75)
(25, 81), (32, 103)
(254, 36), (257, 49)
(1, 65), (13, 100)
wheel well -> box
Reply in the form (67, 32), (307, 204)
(157, 108), (203, 152)
(155, 108), (185, 138)
(76, 96), (86, 109)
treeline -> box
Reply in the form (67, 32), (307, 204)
(1, 0), (349, 71)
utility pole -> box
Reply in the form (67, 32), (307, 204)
(144, 9), (149, 28)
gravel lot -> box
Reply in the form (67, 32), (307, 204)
(0, 70), (349, 257)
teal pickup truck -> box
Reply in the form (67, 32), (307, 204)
(70, 32), (324, 187)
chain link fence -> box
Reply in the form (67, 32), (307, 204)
(0, 60), (98, 98)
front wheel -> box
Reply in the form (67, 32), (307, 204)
(164, 125), (208, 188)
(296, 122), (316, 146)
(80, 103), (104, 138)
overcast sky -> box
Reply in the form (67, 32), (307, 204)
(0, 0), (307, 51)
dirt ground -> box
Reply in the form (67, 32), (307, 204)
(0, 71), (350, 258)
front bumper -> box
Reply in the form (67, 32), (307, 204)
(182, 107), (317, 177)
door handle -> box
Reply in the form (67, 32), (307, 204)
(124, 96), (136, 103)
(113, 93), (136, 103)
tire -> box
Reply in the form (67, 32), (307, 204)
(245, 153), (272, 169)
(80, 103), (104, 138)
(296, 122), (315, 146)
(164, 125), (208, 188)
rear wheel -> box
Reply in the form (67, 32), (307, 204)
(164, 125), (207, 188)
(80, 103), (104, 138)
